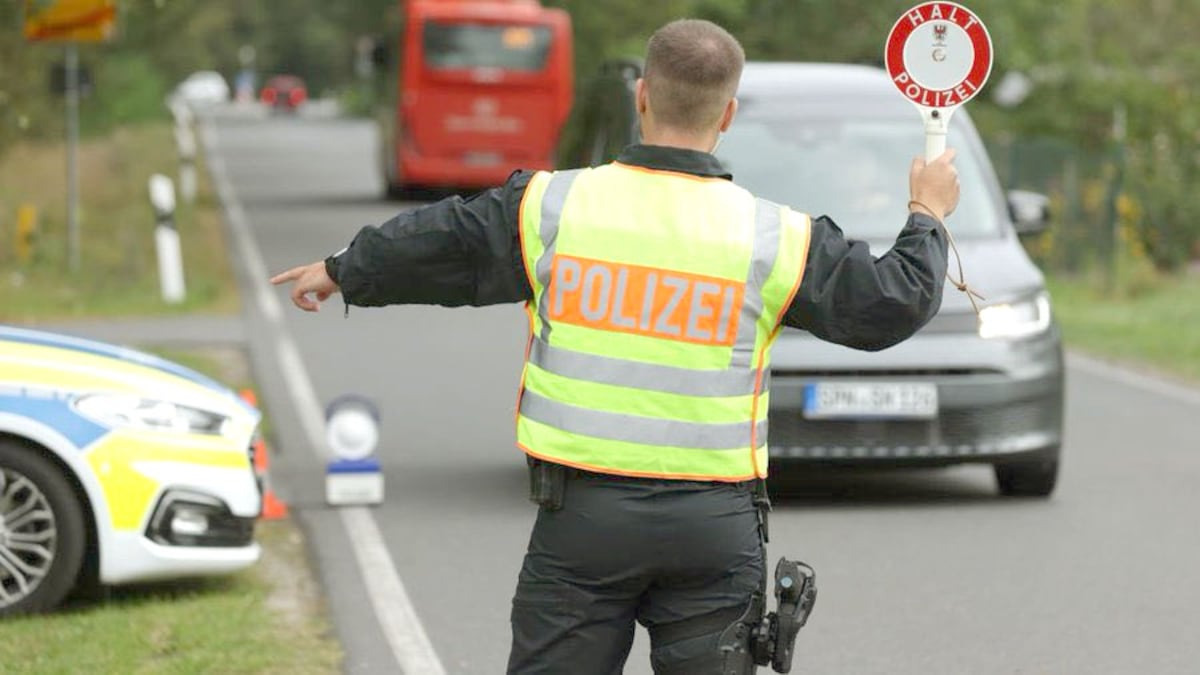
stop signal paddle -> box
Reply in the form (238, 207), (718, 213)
(885, 2), (993, 162)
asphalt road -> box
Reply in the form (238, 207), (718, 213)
(211, 110), (1200, 675)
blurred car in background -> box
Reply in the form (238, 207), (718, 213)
(171, 70), (230, 108)
(0, 326), (262, 615)
(260, 75), (307, 113)
(556, 61), (1065, 497)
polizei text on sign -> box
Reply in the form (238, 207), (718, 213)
(884, 2), (992, 109)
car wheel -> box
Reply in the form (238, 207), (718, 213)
(0, 441), (87, 615)
(994, 458), (1059, 498)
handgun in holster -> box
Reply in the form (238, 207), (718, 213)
(527, 458), (566, 511)
(721, 557), (817, 673)
(756, 558), (817, 673)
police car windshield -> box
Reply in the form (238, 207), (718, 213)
(717, 115), (1002, 239)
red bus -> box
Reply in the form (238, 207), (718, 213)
(379, 0), (573, 197)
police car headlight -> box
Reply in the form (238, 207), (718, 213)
(978, 292), (1052, 339)
(75, 394), (232, 436)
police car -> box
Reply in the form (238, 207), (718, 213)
(0, 326), (262, 615)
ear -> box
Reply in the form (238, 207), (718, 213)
(718, 97), (738, 133)
(635, 78), (649, 115)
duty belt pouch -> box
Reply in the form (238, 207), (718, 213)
(527, 458), (566, 511)
(753, 479), (771, 544)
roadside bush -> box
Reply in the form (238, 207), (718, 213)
(84, 53), (171, 133)
(1125, 140), (1200, 273)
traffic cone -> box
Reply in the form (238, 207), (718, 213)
(240, 389), (289, 520)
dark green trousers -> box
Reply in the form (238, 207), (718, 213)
(507, 471), (764, 674)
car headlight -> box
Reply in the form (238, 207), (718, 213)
(75, 393), (232, 436)
(978, 292), (1052, 339)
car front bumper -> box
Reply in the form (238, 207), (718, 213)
(766, 325), (1064, 466)
(96, 460), (263, 585)
(102, 531), (261, 585)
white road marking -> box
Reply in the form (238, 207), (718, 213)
(201, 120), (448, 675)
(1068, 352), (1200, 408)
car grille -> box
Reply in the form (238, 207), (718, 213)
(768, 398), (1060, 460)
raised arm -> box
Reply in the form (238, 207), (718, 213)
(782, 150), (960, 351)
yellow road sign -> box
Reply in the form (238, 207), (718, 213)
(24, 0), (116, 43)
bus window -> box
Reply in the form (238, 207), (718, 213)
(422, 23), (552, 71)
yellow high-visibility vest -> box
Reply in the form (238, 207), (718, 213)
(516, 162), (811, 481)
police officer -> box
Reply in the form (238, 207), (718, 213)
(272, 18), (958, 674)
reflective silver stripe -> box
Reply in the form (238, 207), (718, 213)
(730, 199), (783, 368)
(520, 389), (768, 450)
(530, 338), (759, 397)
(534, 170), (585, 341)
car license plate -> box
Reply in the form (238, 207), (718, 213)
(803, 382), (938, 420)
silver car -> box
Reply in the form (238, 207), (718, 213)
(556, 61), (1064, 496)
(722, 64), (1063, 497)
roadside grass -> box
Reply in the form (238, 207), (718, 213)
(1047, 272), (1200, 384)
(0, 123), (238, 322)
(0, 521), (341, 674)
(0, 347), (341, 673)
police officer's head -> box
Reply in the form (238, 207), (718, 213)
(637, 19), (745, 151)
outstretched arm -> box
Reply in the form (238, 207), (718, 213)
(270, 171), (535, 312)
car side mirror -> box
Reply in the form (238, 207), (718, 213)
(1008, 189), (1050, 235)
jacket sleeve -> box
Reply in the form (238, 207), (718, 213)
(781, 213), (949, 351)
(327, 171), (535, 307)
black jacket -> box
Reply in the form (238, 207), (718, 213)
(328, 145), (948, 351)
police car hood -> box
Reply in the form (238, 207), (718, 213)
(0, 325), (258, 425)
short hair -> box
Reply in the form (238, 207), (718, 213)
(643, 19), (745, 133)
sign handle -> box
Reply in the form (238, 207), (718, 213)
(925, 130), (946, 164)
(921, 106), (954, 163)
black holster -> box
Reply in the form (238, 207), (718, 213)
(527, 458), (566, 511)
(758, 558), (817, 673)
(715, 556), (818, 675)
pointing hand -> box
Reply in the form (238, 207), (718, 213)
(270, 261), (340, 312)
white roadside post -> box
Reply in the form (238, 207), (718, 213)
(148, 174), (186, 304)
(169, 100), (198, 204)
(885, 2), (993, 162)
(175, 120), (198, 205)
(325, 396), (384, 506)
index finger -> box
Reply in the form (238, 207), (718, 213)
(934, 147), (957, 164)
(269, 266), (303, 285)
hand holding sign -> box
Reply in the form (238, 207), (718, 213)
(910, 148), (960, 222)
(886, 2), (990, 315)
(885, 2), (993, 162)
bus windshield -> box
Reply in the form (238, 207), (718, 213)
(422, 22), (552, 71)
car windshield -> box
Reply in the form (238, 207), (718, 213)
(717, 113), (1001, 238)
(422, 22), (552, 71)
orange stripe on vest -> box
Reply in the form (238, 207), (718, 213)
(547, 254), (744, 346)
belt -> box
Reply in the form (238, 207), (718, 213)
(564, 466), (758, 491)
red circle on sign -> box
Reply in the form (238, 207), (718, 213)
(884, 2), (992, 109)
